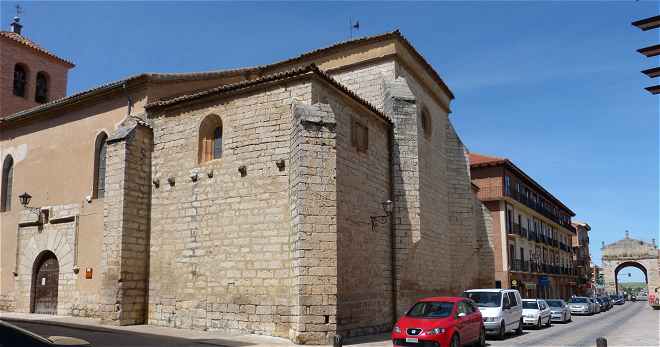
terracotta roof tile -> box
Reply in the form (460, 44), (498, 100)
(468, 152), (506, 166)
(146, 64), (392, 125)
(1, 30), (450, 124)
(0, 31), (75, 67)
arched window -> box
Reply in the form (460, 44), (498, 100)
(13, 64), (27, 97)
(35, 72), (49, 103)
(1, 156), (14, 212)
(198, 115), (223, 163)
(93, 132), (108, 198)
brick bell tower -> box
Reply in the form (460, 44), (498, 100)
(0, 10), (74, 118)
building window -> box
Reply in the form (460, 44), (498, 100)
(504, 176), (511, 195)
(198, 114), (223, 163)
(1, 156), (14, 211)
(13, 64), (27, 97)
(93, 132), (108, 199)
(351, 120), (368, 153)
(420, 108), (432, 139)
(35, 72), (49, 103)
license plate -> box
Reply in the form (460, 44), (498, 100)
(405, 338), (419, 343)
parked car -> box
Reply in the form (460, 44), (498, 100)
(567, 296), (594, 315)
(610, 294), (624, 305)
(546, 299), (571, 323)
(392, 296), (485, 347)
(463, 289), (523, 339)
(0, 320), (91, 346)
(521, 299), (552, 329)
(592, 298), (602, 313)
(600, 296), (612, 310)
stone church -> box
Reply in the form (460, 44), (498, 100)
(0, 16), (494, 344)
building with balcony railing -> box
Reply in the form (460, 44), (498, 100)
(469, 153), (579, 300)
(572, 221), (593, 296)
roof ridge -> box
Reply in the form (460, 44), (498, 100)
(0, 31), (75, 67)
(146, 63), (391, 124)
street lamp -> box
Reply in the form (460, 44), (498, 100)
(19, 192), (39, 214)
(370, 200), (393, 232)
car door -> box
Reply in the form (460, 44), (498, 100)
(540, 301), (550, 323)
(465, 300), (482, 342)
(456, 301), (474, 342)
(506, 291), (520, 330)
(501, 291), (512, 330)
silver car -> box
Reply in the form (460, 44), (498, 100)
(567, 296), (593, 315)
(546, 299), (571, 323)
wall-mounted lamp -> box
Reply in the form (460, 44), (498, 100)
(19, 192), (40, 215)
(370, 200), (393, 232)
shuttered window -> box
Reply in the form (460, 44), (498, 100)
(1, 156), (14, 211)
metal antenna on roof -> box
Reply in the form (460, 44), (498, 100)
(349, 17), (359, 39)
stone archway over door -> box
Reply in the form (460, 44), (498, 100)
(31, 251), (59, 314)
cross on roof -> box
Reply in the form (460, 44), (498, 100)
(15, 4), (22, 17)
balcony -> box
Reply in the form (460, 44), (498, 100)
(504, 189), (574, 232)
(509, 223), (521, 236)
(510, 259), (529, 272)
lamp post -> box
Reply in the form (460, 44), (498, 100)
(370, 200), (393, 232)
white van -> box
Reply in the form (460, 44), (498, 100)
(464, 288), (523, 339)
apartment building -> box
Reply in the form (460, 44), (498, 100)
(469, 153), (578, 299)
(572, 221), (593, 296)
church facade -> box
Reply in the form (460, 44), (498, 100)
(0, 18), (494, 344)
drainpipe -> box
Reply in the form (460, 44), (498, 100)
(388, 125), (398, 324)
(122, 83), (132, 116)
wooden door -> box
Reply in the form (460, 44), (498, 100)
(32, 253), (59, 314)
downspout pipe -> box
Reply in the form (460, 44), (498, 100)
(388, 124), (398, 325)
(122, 83), (132, 116)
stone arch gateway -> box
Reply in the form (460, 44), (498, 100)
(602, 232), (659, 301)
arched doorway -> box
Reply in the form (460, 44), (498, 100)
(614, 261), (647, 295)
(31, 251), (59, 314)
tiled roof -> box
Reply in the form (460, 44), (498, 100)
(0, 69), (250, 122)
(468, 152), (575, 216)
(0, 31), (75, 67)
(1, 30), (450, 123)
(146, 64), (392, 125)
(468, 153), (506, 166)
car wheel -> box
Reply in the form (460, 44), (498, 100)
(478, 327), (486, 347)
(450, 334), (460, 347)
(498, 321), (506, 340)
(516, 318), (523, 335)
(546, 316), (552, 327)
(537, 317), (542, 329)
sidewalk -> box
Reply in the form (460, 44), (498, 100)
(0, 311), (392, 347)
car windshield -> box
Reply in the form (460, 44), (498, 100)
(569, 297), (588, 303)
(546, 300), (562, 307)
(406, 302), (455, 318)
(464, 292), (502, 308)
(522, 301), (539, 309)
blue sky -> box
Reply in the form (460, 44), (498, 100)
(1, 1), (657, 282)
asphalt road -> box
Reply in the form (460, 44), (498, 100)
(487, 301), (659, 347)
(6, 302), (659, 347)
(6, 321), (249, 347)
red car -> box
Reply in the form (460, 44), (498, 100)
(392, 297), (485, 347)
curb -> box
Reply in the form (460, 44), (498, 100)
(1, 317), (148, 335)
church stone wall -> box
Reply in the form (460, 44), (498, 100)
(317, 85), (394, 336)
(146, 82), (312, 338)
